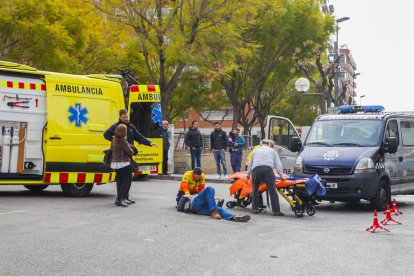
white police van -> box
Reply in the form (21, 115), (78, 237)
(289, 105), (414, 210)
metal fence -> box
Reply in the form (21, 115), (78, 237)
(174, 132), (258, 152)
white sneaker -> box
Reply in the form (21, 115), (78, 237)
(215, 175), (221, 179)
(224, 175), (228, 179)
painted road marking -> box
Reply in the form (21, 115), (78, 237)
(0, 210), (28, 215)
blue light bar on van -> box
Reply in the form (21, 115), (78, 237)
(336, 105), (385, 114)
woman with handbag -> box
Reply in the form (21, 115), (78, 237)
(110, 124), (134, 207)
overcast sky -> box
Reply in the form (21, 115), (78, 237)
(330, 0), (413, 111)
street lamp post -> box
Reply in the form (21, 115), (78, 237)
(295, 78), (323, 117)
(359, 95), (366, 105)
(334, 16), (350, 106)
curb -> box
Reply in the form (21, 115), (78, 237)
(147, 175), (232, 184)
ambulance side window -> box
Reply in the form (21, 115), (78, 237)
(385, 120), (399, 146)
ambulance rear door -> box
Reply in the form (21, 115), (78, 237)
(0, 72), (46, 179)
(128, 85), (163, 174)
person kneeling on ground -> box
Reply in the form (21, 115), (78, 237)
(176, 167), (206, 204)
(177, 186), (250, 222)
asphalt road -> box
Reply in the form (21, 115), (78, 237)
(1, 179), (414, 276)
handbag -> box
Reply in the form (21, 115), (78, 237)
(103, 149), (112, 165)
(130, 157), (139, 172)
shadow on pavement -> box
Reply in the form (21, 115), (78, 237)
(0, 190), (113, 198)
(314, 199), (414, 213)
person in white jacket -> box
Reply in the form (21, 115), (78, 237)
(247, 139), (284, 216)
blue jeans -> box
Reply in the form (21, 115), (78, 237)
(190, 147), (202, 169)
(213, 150), (227, 176)
(192, 186), (234, 220)
(230, 152), (243, 173)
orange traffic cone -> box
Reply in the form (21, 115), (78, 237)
(381, 205), (401, 225)
(366, 210), (390, 233)
(389, 198), (403, 215)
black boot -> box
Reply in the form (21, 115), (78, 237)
(124, 197), (136, 204)
(115, 200), (128, 207)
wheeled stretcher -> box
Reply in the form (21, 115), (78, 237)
(226, 172), (319, 217)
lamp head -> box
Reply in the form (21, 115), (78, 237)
(336, 17), (350, 23)
(295, 78), (310, 93)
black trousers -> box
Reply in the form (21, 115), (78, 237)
(163, 149), (169, 174)
(115, 165), (132, 201)
(252, 166), (280, 213)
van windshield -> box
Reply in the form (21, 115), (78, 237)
(306, 120), (384, 147)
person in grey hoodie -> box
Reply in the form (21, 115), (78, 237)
(185, 120), (203, 169)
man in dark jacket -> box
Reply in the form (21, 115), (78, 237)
(162, 120), (170, 175)
(185, 120), (203, 169)
(104, 109), (158, 204)
(210, 122), (228, 179)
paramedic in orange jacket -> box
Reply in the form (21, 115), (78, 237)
(176, 167), (250, 222)
(176, 167), (206, 204)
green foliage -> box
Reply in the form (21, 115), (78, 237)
(271, 92), (317, 126)
(0, 0), (334, 125)
(92, 0), (252, 120)
(203, 0), (334, 133)
(168, 70), (229, 123)
(0, 0), (130, 73)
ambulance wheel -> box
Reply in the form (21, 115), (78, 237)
(226, 201), (236, 209)
(24, 185), (49, 192)
(293, 205), (305, 217)
(61, 183), (93, 197)
(370, 179), (390, 211)
(132, 174), (147, 181)
(306, 205), (316, 216)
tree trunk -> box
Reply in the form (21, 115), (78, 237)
(161, 89), (170, 121)
(232, 103), (240, 129)
(320, 95), (327, 115)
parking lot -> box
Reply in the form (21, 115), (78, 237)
(1, 178), (414, 276)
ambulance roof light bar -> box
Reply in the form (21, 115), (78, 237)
(336, 105), (385, 114)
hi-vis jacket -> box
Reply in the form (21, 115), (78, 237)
(246, 145), (261, 166)
(179, 170), (205, 195)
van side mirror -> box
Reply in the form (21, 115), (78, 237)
(385, 137), (398, 154)
(290, 137), (302, 152)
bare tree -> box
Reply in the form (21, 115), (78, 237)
(293, 47), (341, 114)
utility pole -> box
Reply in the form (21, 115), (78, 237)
(334, 17), (350, 106)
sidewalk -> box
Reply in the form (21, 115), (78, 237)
(147, 173), (233, 184)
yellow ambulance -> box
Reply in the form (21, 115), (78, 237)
(0, 61), (163, 196)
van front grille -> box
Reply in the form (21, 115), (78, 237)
(304, 166), (353, 175)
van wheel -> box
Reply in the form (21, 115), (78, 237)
(61, 183), (93, 197)
(24, 185), (49, 192)
(132, 175), (147, 181)
(370, 180), (390, 211)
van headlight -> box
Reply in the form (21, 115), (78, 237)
(294, 156), (303, 173)
(354, 157), (375, 173)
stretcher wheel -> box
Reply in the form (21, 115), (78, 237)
(240, 200), (250, 208)
(306, 205), (316, 216)
(226, 201), (236, 209)
(293, 205), (305, 217)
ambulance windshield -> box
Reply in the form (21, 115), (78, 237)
(306, 120), (384, 147)
(129, 102), (162, 139)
